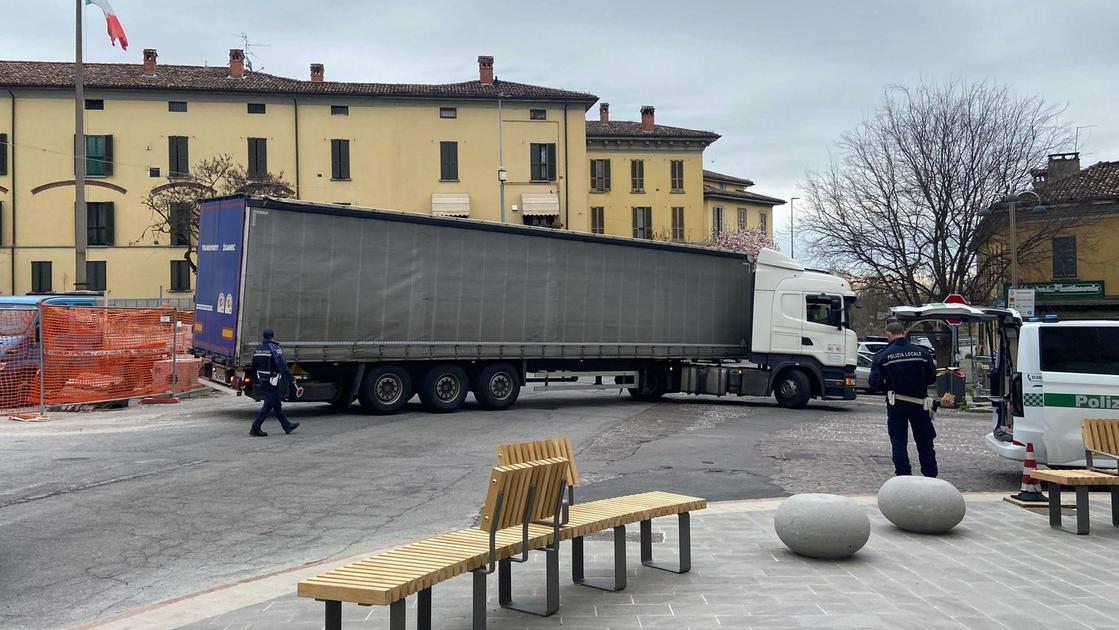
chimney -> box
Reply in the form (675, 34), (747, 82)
(599, 102), (610, 123)
(310, 63), (325, 83)
(142, 48), (158, 77)
(478, 55), (494, 85)
(228, 49), (246, 79)
(640, 105), (655, 131)
(1046, 152), (1081, 182)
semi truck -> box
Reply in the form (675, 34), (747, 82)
(192, 196), (858, 413)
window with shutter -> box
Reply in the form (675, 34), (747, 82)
(86, 261), (107, 292)
(591, 207), (605, 234)
(631, 160), (644, 192)
(87, 202), (115, 246)
(84, 135), (113, 177)
(168, 136), (189, 177)
(0, 133), (8, 176)
(31, 261), (52, 293)
(170, 260), (191, 292)
(530, 143), (557, 181)
(439, 142), (459, 181)
(590, 159), (611, 192)
(672, 207), (685, 241)
(670, 160), (684, 192)
(1052, 236), (1077, 279)
(247, 138), (267, 179)
(170, 203), (192, 246)
(331, 139), (350, 180)
(632, 207), (652, 239)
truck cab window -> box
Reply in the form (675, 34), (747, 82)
(806, 296), (832, 325)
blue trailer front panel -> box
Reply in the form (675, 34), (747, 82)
(194, 198), (247, 359)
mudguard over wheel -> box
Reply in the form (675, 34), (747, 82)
(358, 365), (412, 414)
(418, 364), (470, 413)
(473, 362), (521, 410)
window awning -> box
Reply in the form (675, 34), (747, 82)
(431, 193), (470, 217)
(521, 193), (560, 216)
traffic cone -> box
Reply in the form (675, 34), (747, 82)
(1010, 443), (1047, 503)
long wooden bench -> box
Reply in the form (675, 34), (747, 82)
(1030, 419), (1119, 535)
(298, 458), (570, 629)
(496, 437), (706, 592)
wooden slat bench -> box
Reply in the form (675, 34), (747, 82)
(297, 457), (569, 629)
(496, 437), (706, 592)
(1030, 419), (1119, 535)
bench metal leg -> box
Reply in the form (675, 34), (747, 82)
(1076, 486), (1091, 535)
(1049, 484), (1092, 535)
(572, 525), (627, 591)
(1112, 487), (1119, 527)
(497, 548), (559, 617)
(472, 569), (487, 630)
(641, 513), (691, 574)
(418, 587), (432, 630)
(1048, 484), (1063, 529)
(325, 600), (341, 630)
(389, 599), (405, 630)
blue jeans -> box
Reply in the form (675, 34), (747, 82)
(252, 389), (294, 433)
(887, 402), (938, 477)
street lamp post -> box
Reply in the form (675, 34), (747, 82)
(980, 190), (1046, 290)
(497, 92), (508, 223)
(789, 196), (800, 258)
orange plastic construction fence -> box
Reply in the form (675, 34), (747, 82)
(38, 305), (201, 405)
(0, 307), (42, 414)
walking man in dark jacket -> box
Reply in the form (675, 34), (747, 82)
(869, 321), (938, 477)
(249, 329), (301, 437)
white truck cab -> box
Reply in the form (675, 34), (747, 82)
(750, 249), (859, 405)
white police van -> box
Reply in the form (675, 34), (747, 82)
(984, 319), (1119, 466)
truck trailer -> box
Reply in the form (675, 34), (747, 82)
(193, 196), (857, 412)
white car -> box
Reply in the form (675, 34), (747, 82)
(858, 341), (887, 355)
(854, 352), (875, 392)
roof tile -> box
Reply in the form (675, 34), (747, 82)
(1039, 161), (1119, 204)
(585, 120), (720, 140)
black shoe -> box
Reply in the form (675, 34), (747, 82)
(250, 430), (268, 437)
(284, 422), (300, 435)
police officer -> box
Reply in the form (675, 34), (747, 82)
(249, 328), (302, 437)
(869, 321), (938, 477)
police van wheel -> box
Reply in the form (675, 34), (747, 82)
(419, 364), (469, 413)
(473, 363), (521, 411)
(774, 370), (812, 409)
(358, 365), (412, 414)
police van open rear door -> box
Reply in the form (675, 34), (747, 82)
(890, 305), (1023, 442)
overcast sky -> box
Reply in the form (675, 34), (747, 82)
(5, 1), (1117, 251)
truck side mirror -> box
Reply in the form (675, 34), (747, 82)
(828, 297), (843, 328)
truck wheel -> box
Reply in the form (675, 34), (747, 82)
(358, 365), (412, 414)
(473, 363), (521, 410)
(774, 370), (812, 409)
(419, 364), (469, 413)
(628, 369), (668, 402)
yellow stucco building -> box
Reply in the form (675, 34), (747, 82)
(702, 170), (782, 239)
(584, 103), (716, 242)
(982, 153), (1119, 317)
(0, 50), (782, 301)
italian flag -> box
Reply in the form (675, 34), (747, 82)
(86, 0), (129, 51)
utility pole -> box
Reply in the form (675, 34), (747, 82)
(74, 0), (88, 291)
(497, 93), (507, 223)
(1008, 197), (1018, 289)
(789, 196), (800, 258)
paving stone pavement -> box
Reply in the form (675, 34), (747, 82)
(161, 496), (1119, 630)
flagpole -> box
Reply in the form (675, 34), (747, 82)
(74, 0), (88, 291)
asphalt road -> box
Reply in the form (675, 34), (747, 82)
(0, 388), (1019, 628)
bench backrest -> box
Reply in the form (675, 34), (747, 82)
(479, 457), (569, 533)
(1083, 419), (1119, 457)
(496, 438), (579, 487)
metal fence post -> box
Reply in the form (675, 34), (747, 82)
(171, 308), (178, 397)
(38, 305), (47, 416)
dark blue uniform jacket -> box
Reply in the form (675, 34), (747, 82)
(868, 338), (936, 398)
(251, 341), (293, 391)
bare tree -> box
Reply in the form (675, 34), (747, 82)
(140, 154), (295, 272)
(802, 80), (1072, 305)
